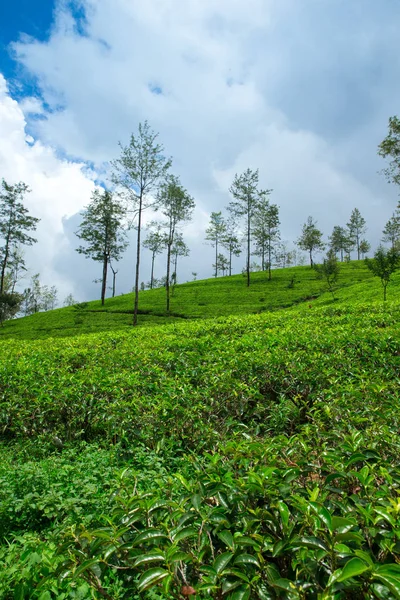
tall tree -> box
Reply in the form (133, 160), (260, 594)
(365, 246), (400, 301)
(314, 250), (340, 300)
(252, 193), (279, 279)
(359, 239), (371, 259)
(143, 223), (165, 289)
(205, 212), (227, 277)
(75, 189), (127, 306)
(329, 225), (352, 262)
(378, 116), (400, 187)
(347, 208), (367, 260)
(171, 233), (190, 283)
(112, 121), (172, 325)
(228, 168), (263, 287)
(221, 217), (241, 276)
(297, 216), (325, 267)
(158, 175), (195, 313)
(382, 201), (400, 249)
(0, 179), (39, 294)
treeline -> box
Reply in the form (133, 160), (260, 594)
(1, 115), (400, 324)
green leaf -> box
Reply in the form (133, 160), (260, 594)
(346, 453), (367, 467)
(233, 553), (260, 568)
(228, 583), (251, 600)
(336, 557), (370, 582)
(137, 567), (169, 591)
(373, 568), (400, 600)
(219, 530), (234, 550)
(295, 536), (329, 552)
(213, 552), (234, 574)
(191, 493), (202, 510)
(74, 559), (101, 578)
(133, 551), (165, 567)
(332, 516), (356, 533)
(374, 508), (396, 528)
(276, 501), (290, 529)
(134, 529), (168, 545)
(173, 526), (198, 543)
(309, 501), (332, 531)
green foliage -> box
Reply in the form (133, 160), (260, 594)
(252, 195), (280, 280)
(0, 291), (22, 324)
(0, 179), (39, 294)
(378, 115), (400, 186)
(1, 264), (400, 597)
(112, 121), (172, 325)
(365, 246), (400, 301)
(206, 211), (227, 277)
(75, 189), (127, 305)
(314, 251), (340, 299)
(228, 168), (268, 287)
(347, 208), (367, 261)
(297, 217), (324, 267)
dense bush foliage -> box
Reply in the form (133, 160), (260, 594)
(1, 268), (400, 598)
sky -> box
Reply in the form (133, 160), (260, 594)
(0, 0), (400, 302)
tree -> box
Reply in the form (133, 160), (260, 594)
(109, 261), (118, 297)
(41, 285), (58, 311)
(64, 293), (76, 307)
(143, 223), (165, 289)
(0, 292), (22, 325)
(252, 194), (279, 279)
(0, 179), (39, 294)
(221, 217), (242, 276)
(297, 217), (325, 267)
(329, 225), (352, 262)
(365, 246), (400, 301)
(112, 121), (172, 325)
(171, 233), (190, 283)
(228, 168), (265, 287)
(347, 208), (367, 260)
(205, 212), (227, 277)
(378, 116), (400, 187)
(314, 250), (340, 299)
(75, 189), (127, 306)
(213, 253), (229, 277)
(359, 239), (371, 259)
(382, 202), (400, 249)
(274, 241), (293, 269)
(158, 175), (194, 313)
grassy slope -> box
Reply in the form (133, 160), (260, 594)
(1, 262), (400, 598)
(0, 261), (381, 339)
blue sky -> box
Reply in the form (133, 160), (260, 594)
(0, 0), (400, 300)
(0, 0), (54, 93)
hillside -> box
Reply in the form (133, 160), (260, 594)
(1, 263), (400, 599)
(0, 261), (379, 339)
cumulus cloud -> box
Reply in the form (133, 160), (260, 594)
(0, 74), (96, 299)
(1, 0), (399, 299)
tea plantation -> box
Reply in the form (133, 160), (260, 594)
(1, 263), (400, 599)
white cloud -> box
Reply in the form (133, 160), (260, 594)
(0, 74), (96, 298)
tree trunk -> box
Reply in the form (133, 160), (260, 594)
(229, 247), (232, 277)
(133, 195), (143, 326)
(166, 222), (174, 314)
(215, 238), (218, 277)
(101, 256), (108, 305)
(150, 252), (155, 289)
(310, 249), (313, 267)
(0, 227), (11, 294)
(112, 271), (116, 297)
(268, 242), (272, 280)
(247, 210), (250, 287)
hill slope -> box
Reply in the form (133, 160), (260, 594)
(1, 263), (400, 598)
(0, 261), (384, 339)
